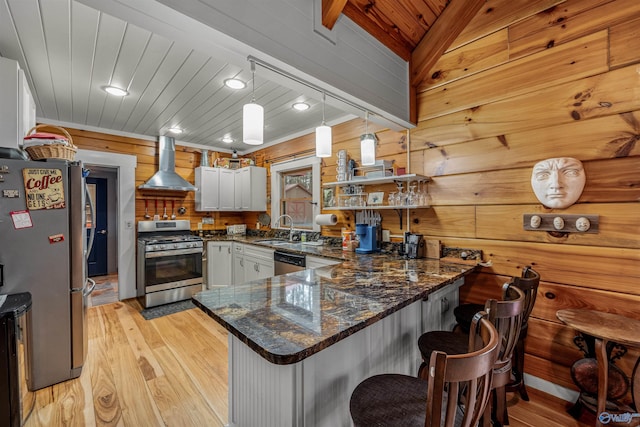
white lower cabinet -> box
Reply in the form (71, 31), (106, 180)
(206, 241), (233, 288)
(306, 255), (341, 269)
(244, 245), (274, 282)
(421, 277), (463, 333)
(232, 243), (245, 285)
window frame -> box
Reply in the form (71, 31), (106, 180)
(270, 156), (321, 232)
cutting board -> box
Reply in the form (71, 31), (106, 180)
(426, 240), (441, 259)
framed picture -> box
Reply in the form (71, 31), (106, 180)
(367, 192), (384, 205)
(323, 188), (335, 208)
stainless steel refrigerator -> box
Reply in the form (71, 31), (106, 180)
(0, 157), (95, 390)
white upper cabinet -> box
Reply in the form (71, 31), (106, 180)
(0, 57), (36, 150)
(195, 166), (266, 212)
(219, 168), (236, 210)
(195, 166), (221, 211)
(235, 166), (267, 211)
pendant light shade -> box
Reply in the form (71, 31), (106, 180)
(316, 125), (332, 157)
(360, 134), (377, 165)
(243, 102), (264, 145)
(315, 92), (332, 157)
(360, 111), (377, 165)
(243, 60), (264, 145)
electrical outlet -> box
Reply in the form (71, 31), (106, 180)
(197, 222), (203, 230)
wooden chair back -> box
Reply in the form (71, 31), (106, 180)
(487, 285), (525, 387)
(425, 312), (500, 427)
(512, 266), (540, 328)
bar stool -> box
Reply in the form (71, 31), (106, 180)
(453, 266), (540, 401)
(418, 284), (525, 426)
(349, 312), (499, 427)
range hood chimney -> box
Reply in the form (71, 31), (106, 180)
(138, 136), (197, 191)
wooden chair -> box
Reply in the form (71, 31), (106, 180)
(349, 312), (499, 427)
(417, 285), (525, 426)
(453, 267), (540, 401)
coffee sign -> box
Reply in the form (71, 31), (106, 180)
(22, 168), (66, 210)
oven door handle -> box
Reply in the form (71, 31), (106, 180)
(145, 248), (203, 258)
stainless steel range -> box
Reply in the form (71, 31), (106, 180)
(136, 220), (203, 308)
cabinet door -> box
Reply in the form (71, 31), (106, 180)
(233, 255), (245, 285)
(240, 167), (267, 211)
(244, 257), (274, 282)
(195, 167), (220, 211)
(218, 168), (235, 210)
(207, 242), (233, 287)
(237, 168), (250, 210)
(421, 278), (463, 333)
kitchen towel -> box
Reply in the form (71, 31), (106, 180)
(315, 214), (338, 226)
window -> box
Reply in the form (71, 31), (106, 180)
(271, 157), (321, 232)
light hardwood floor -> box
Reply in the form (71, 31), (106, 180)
(24, 299), (594, 426)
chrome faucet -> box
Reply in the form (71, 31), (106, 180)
(274, 214), (294, 241)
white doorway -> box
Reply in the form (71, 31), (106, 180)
(76, 149), (137, 301)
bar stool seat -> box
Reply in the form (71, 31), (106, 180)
(418, 285), (525, 427)
(350, 312), (499, 427)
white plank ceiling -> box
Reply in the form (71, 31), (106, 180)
(0, 0), (352, 152)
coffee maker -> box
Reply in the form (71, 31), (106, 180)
(355, 224), (380, 254)
(405, 233), (425, 259)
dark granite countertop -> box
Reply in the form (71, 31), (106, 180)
(193, 250), (476, 365)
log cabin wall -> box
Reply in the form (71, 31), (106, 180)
(410, 0), (640, 393)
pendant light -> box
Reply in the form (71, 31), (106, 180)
(315, 92), (332, 157)
(243, 60), (264, 145)
(360, 111), (377, 166)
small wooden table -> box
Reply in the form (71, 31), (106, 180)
(557, 309), (640, 427)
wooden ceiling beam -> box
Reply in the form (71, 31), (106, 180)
(322, 0), (349, 30)
(410, 0), (487, 88)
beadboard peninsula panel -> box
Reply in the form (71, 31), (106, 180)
(418, 30), (609, 120)
(413, 63), (640, 147)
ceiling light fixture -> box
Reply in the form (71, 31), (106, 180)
(243, 60), (264, 145)
(292, 102), (310, 111)
(104, 86), (128, 97)
(360, 111), (377, 166)
(168, 127), (183, 134)
(224, 78), (246, 90)
(315, 92), (332, 158)
(222, 136), (234, 143)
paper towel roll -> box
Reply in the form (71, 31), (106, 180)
(315, 214), (338, 226)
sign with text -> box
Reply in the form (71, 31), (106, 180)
(22, 168), (66, 210)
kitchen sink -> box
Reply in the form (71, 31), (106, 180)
(255, 239), (291, 246)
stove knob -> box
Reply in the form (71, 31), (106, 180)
(186, 243), (194, 248)
(159, 244), (166, 251)
(173, 243), (179, 249)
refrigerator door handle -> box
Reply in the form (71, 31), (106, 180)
(83, 278), (96, 297)
(85, 184), (96, 261)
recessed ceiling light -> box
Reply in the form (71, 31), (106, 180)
(292, 102), (310, 111)
(104, 86), (129, 97)
(224, 78), (246, 90)
(222, 136), (234, 143)
(168, 127), (183, 134)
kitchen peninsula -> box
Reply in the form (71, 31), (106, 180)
(193, 245), (475, 427)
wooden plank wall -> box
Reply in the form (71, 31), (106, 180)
(411, 0), (640, 393)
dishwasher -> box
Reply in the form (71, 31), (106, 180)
(274, 251), (306, 275)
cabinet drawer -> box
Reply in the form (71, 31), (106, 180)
(244, 244), (274, 261)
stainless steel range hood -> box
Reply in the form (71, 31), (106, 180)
(138, 136), (197, 191)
